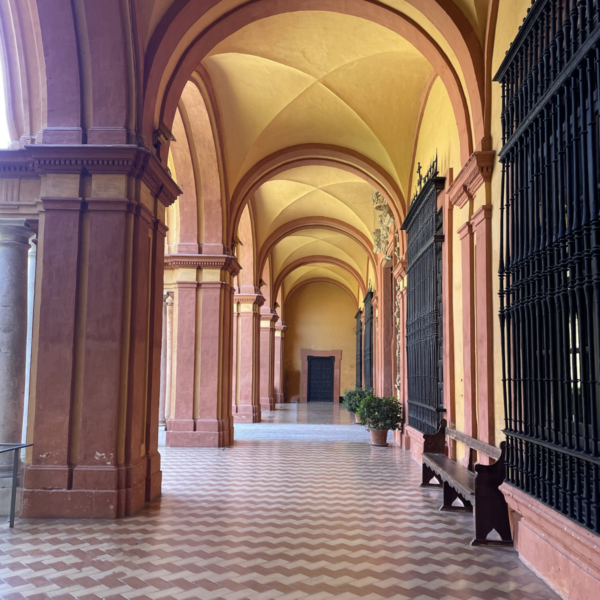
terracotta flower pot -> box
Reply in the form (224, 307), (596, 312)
(370, 429), (388, 446)
(355, 413), (361, 424)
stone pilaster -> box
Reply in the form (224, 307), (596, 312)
(274, 322), (287, 403)
(233, 293), (264, 422)
(260, 311), (279, 411)
(165, 254), (241, 446)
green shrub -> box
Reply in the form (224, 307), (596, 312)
(356, 394), (403, 431)
(342, 387), (371, 413)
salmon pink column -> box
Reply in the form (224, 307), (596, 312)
(233, 293), (264, 423)
(472, 206), (494, 463)
(458, 221), (477, 467)
(274, 322), (287, 403)
(166, 255), (240, 446)
(19, 145), (179, 519)
(166, 280), (197, 434)
(260, 310), (279, 412)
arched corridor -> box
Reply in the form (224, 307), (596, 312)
(0, 1), (599, 598)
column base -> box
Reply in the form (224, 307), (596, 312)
(166, 417), (233, 447)
(22, 489), (121, 519)
(500, 483), (600, 600)
(233, 404), (262, 423)
(260, 397), (275, 411)
(22, 458), (151, 519)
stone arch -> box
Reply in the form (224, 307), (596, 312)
(258, 217), (376, 280)
(286, 278), (358, 311)
(143, 0), (479, 169)
(178, 76), (227, 252)
(274, 256), (366, 302)
(236, 201), (258, 293)
(229, 145), (405, 249)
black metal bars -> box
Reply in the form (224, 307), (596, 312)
(496, 0), (600, 534)
(363, 292), (374, 390)
(0, 443), (33, 528)
(401, 163), (446, 435)
(355, 309), (363, 388)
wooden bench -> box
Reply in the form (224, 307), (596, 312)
(420, 419), (513, 546)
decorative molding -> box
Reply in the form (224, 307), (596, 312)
(393, 258), (407, 280)
(0, 145), (182, 208)
(165, 253), (241, 276)
(448, 151), (495, 208)
(234, 293), (265, 307)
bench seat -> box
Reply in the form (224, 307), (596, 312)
(422, 453), (475, 505)
(420, 419), (513, 546)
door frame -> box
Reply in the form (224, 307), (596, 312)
(300, 349), (342, 404)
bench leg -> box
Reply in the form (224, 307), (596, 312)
(421, 463), (442, 488)
(471, 494), (513, 546)
(440, 481), (473, 512)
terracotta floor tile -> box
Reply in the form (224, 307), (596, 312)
(1, 405), (561, 600)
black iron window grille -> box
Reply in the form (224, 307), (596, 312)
(495, 0), (600, 534)
(355, 309), (363, 388)
(401, 159), (446, 435)
(363, 291), (374, 390)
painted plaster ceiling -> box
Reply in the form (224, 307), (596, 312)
(203, 11), (433, 194)
(283, 264), (362, 303)
(252, 166), (375, 247)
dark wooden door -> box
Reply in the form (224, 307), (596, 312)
(307, 356), (335, 402)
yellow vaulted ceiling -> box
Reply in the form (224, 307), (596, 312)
(283, 265), (362, 302)
(253, 166), (375, 247)
(203, 11), (433, 194)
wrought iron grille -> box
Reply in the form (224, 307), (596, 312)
(363, 292), (374, 390)
(401, 164), (446, 435)
(355, 309), (363, 388)
(495, 0), (600, 534)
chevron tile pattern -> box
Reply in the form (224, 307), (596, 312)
(0, 423), (559, 599)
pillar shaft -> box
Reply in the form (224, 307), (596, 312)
(473, 206), (494, 463)
(16, 145), (180, 520)
(260, 311), (278, 411)
(274, 323), (287, 403)
(233, 294), (264, 423)
(458, 221), (477, 467)
(166, 255), (240, 446)
(0, 220), (34, 448)
(377, 263), (394, 397)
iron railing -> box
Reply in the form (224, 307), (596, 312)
(496, 0), (600, 534)
(0, 443), (32, 528)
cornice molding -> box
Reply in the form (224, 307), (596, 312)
(448, 151), (495, 208)
(393, 259), (407, 280)
(0, 145), (181, 207)
(234, 293), (265, 307)
(165, 253), (241, 276)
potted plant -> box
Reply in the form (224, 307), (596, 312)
(356, 393), (403, 446)
(343, 387), (371, 423)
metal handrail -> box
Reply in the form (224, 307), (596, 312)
(0, 443), (32, 527)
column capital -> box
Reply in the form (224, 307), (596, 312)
(164, 253), (241, 277)
(234, 293), (265, 307)
(448, 150), (495, 208)
(457, 220), (473, 241)
(471, 204), (493, 229)
(0, 218), (35, 245)
(260, 312), (279, 327)
(393, 259), (407, 280)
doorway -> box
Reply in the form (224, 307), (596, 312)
(307, 356), (335, 402)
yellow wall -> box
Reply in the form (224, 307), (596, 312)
(284, 282), (356, 401)
(489, 0), (531, 445)
(411, 77), (462, 199)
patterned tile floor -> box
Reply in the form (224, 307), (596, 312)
(1, 404), (559, 599)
